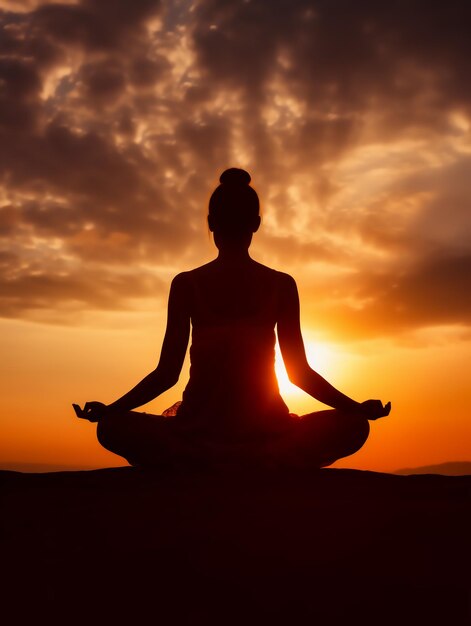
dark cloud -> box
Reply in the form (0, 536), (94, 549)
(0, 56), (42, 130)
(33, 0), (161, 51)
(79, 60), (127, 102)
(0, 259), (166, 319)
(193, 0), (471, 117)
(0, 0), (470, 336)
(310, 254), (471, 340)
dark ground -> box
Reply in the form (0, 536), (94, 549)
(1, 467), (470, 625)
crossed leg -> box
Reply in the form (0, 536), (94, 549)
(96, 408), (370, 469)
(273, 409), (370, 468)
(97, 411), (192, 467)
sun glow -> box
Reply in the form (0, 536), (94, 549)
(275, 340), (340, 400)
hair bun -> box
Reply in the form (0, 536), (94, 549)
(219, 168), (251, 186)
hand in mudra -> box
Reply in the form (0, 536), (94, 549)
(73, 401), (108, 422)
(361, 399), (391, 420)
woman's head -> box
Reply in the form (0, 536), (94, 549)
(208, 169), (260, 241)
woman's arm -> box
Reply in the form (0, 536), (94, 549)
(75, 273), (191, 421)
(277, 274), (390, 418)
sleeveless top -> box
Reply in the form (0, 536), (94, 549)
(176, 263), (291, 436)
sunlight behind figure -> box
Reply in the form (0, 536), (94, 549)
(274, 341), (345, 414)
(73, 168), (391, 469)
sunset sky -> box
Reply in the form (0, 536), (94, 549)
(1, 0), (470, 472)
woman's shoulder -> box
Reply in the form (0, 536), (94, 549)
(171, 262), (297, 291)
(172, 260), (216, 277)
(170, 270), (192, 286)
(253, 262), (297, 286)
(170, 263), (216, 289)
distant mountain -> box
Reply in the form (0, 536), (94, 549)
(395, 461), (471, 476)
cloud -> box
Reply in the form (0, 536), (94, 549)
(306, 253), (471, 340)
(0, 0), (469, 338)
(33, 0), (162, 51)
(0, 268), (166, 318)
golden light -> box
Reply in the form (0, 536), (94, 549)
(275, 340), (340, 400)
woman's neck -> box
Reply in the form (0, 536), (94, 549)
(216, 247), (252, 265)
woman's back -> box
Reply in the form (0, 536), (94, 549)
(176, 259), (291, 434)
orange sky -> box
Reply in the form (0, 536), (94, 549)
(0, 0), (470, 472)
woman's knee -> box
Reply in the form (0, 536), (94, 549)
(344, 415), (370, 455)
(96, 411), (166, 462)
(96, 413), (129, 454)
(96, 416), (114, 452)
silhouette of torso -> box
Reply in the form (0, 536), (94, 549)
(176, 260), (290, 436)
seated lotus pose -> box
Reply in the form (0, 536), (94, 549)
(74, 168), (390, 468)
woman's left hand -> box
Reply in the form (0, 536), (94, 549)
(361, 399), (391, 420)
(72, 401), (108, 422)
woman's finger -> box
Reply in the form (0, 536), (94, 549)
(72, 403), (83, 417)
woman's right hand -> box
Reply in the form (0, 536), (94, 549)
(72, 401), (108, 422)
(361, 399), (391, 420)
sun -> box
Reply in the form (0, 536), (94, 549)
(274, 340), (337, 400)
(274, 346), (299, 399)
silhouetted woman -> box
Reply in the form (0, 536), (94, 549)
(74, 169), (390, 468)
